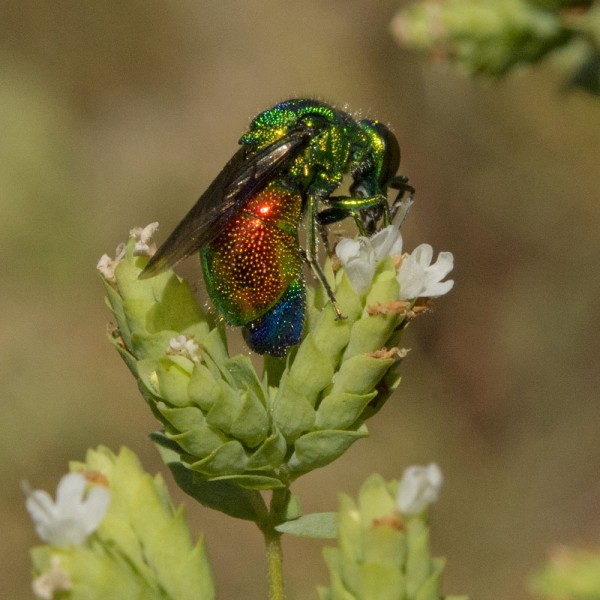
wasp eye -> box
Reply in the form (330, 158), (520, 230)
(369, 121), (400, 187)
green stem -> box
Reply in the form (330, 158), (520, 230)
(263, 529), (285, 600)
(262, 487), (290, 600)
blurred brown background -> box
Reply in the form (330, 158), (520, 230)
(2, 1), (599, 599)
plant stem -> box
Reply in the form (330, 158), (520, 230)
(263, 529), (285, 600)
(262, 487), (290, 600)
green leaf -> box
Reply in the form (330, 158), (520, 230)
(405, 518), (432, 598)
(316, 391), (376, 430)
(246, 430), (287, 471)
(149, 430), (188, 455)
(189, 440), (247, 476)
(229, 390), (270, 447)
(287, 335), (335, 405)
(162, 457), (265, 522)
(155, 357), (193, 407)
(337, 493), (362, 565)
(332, 354), (396, 396)
(146, 274), (205, 333)
(187, 362), (223, 411)
(321, 547), (356, 600)
(204, 380), (244, 434)
(284, 493), (302, 521)
(273, 374), (316, 441)
(343, 312), (400, 359)
(334, 269), (365, 323)
(224, 354), (266, 403)
(103, 280), (132, 348)
(275, 512), (338, 538)
(210, 473), (286, 490)
(366, 258), (400, 305)
(130, 330), (178, 360)
(308, 303), (351, 367)
(359, 563), (404, 600)
(358, 474), (397, 523)
(121, 298), (156, 335)
(288, 425), (369, 473)
(156, 405), (227, 458)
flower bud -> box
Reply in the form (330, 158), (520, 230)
(319, 473), (467, 600)
(99, 223), (453, 502)
(29, 447), (214, 600)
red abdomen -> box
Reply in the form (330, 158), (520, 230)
(201, 182), (304, 325)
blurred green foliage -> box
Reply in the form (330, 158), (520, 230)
(530, 545), (600, 599)
(392, 0), (600, 94)
(3, 2), (600, 599)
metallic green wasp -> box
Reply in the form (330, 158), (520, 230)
(140, 99), (412, 356)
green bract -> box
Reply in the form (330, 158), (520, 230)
(30, 447), (214, 600)
(319, 474), (468, 600)
(101, 238), (410, 511)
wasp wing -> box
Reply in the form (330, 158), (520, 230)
(139, 129), (312, 279)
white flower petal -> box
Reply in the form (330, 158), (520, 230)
(96, 254), (118, 282)
(396, 463), (443, 516)
(26, 491), (57, 525)
(336, 219), (454, 301)
(335, 238), (362, 263)
(397, 256), (426, 300)
(335, 238), (376, 294)
(371, 224), (403, 260)
(55, 473), (86, 511)
(412, 243), (433, 266)
(431, 251), (454, 278)
(424, 279), (454, 297)
(397, 244), (455, 300)
(81, 486), (111, 535)
(139, 222), (159, 243)
(25, 473), (110, 547)
(167, 335), (201, 363)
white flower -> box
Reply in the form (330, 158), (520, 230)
(97, 222), (159, 281)
(335, 237), (376, 294)
(167, 335), (201, 363)
(397, 244), (454, 300)
(32, 555), (72, 599)
(336, 224), (404, 294)
(396, 463), (443, 516)
(96, 243), (126, 282)
(25, 472), (111, 547)
(130, 222), (159, 256)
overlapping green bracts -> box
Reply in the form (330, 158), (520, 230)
(319, 475), (468, 600)
(102, 237), (409, 496)
(30, 447), (214, 600)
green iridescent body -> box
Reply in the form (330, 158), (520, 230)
(240, 101), (368, 198)
(141, 99), (410, 356)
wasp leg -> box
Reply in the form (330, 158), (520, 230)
(326, 194), (389, 235)
(306, 195), (346, 320)
(388, 176), (415, 222)
(316, 206), (355, 255)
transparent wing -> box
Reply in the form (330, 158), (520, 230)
(139, 129), (312, 279)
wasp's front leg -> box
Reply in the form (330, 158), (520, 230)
(319, 194), (389, 236)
